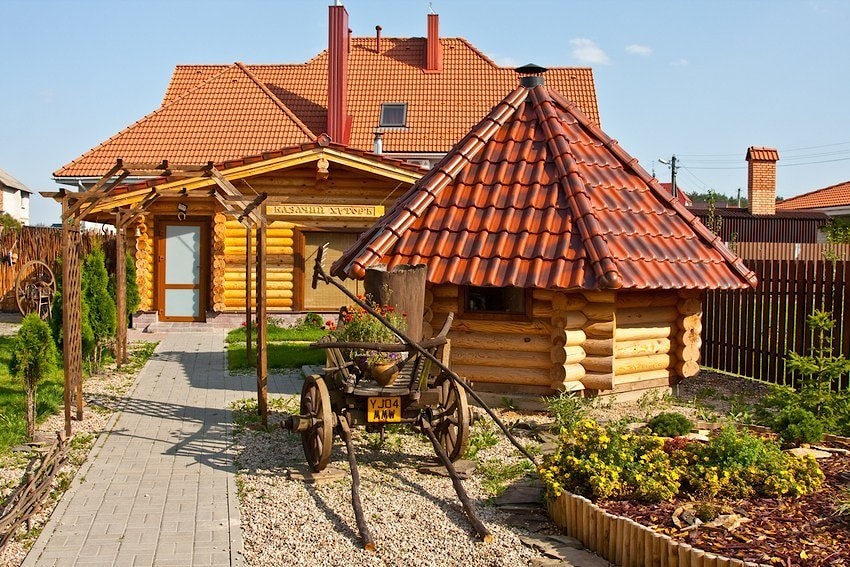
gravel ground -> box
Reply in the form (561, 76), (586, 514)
(0, 340), (156, 567)
(233, 369), (771, 567)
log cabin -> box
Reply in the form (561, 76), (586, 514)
(51, 3), (600, 326)
(332, 68), (758, 397)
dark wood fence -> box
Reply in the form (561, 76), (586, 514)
(702, 258), (850, 389)
(0, 226), (115, 312)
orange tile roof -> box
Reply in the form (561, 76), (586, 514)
(777, 180), (850, 210)
(56, 37), (598, 177)
(56, 64), (315, 177)
(333, 79), (756, 291)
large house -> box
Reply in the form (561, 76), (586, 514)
(777, 180), (850, 219)
(0, 168), (32, 225)
(55, 4), (600, 323)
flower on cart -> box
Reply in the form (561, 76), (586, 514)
(331, 298), (408, 366)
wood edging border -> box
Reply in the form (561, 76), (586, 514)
(546, 490), (770, 567)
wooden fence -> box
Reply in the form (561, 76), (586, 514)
(734, 242), (850, 261)
(0, 226), (115, 312)
(702, 258), (850, 389)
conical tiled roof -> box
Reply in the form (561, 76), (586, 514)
(333, 79), (756, 291)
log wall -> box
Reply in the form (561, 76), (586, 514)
(134, 217), (154, 311)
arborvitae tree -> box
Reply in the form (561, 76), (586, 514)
(12, 314), (58, 439)
(82, 246), (117, 371)
(108, 252), (141, 321)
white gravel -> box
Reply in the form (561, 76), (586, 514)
(234, 399), (551, 567)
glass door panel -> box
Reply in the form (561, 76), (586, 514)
(162, 224), (203, 320)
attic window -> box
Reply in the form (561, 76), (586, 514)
(379, 103), (407, 127)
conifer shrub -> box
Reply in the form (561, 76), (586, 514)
(647, 412), (694, 437)
(11, 314), (58, 439)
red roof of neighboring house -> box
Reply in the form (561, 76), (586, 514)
(333, 79), (756, 291)
(659, 183), (692, 206)
(777, 180), (850, 210)
(55, 37), (599, 178)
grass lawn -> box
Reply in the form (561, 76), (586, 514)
(226, 325), (330, 371)
(0, 335), (64, 454)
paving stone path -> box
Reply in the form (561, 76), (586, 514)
(23, 332), (300, 567)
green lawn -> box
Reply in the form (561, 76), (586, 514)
(226, 325), (330, 371)
(0, 335), (64, 454)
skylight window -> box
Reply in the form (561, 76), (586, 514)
(379, 103), (407, 127)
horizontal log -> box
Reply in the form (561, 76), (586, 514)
(616, 338), (671, 358)
(430, 298), (459, 314)
(430, 284), (459, 298)
(614, 354), (671, 376)
(584, 320), (614, 339)
(224, 271), (293, 282)
(583, 356), (614, 373)
(532, 300), (552, 318)
(226, 219), (294, 230)
(224, 281), (294, 292)
(224, 246), (295, 256)
(673, 360), (700, 378)
(424, 289), (434, 306)
(617, 306), (679, 326)
(551, 329), (587, 348)
(224, 237), (293, 248)
(451, 332), (552, 353)
(615, 325), (671, 341)
(551, 292), (587, 312)
(549, 363), (587, 385)
(452, 364), (552, 387)
(582, 303), (617, 322)
(583, 338), (614, 356)
(679, 313), (702, 331)
(223, 289), (293, 299)
(550, 345), (586, 365)
(450, 318), (552, 336)
(581, 372), (614, 390)
(614, 369), (671, 386)
(452, 348), (551, 370)
(583, 290), (616, 303)
(677, 298), (702, 315)
(552, 311), (588, 329)
(615, 292), (679, 309)
(531, 289), (555, 301)
(554, 380), (586, 393)
(224, 299), (293, 308)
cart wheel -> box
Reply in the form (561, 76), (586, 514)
(300, 374), (334, 472)
(15, 260), (56, 320)
(433, 372), (470, 462)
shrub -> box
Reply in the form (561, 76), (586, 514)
(300, 312), (325, 329)
(109, 252), (141, 320)
(82, 246), (117, 371)
(544, 390), (590, 431)
(647, 412), (694, 437)
(11, 314), (58, 439)
(772, 407), (825, 446)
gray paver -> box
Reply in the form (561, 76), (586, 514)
(21, 331), (295, 567)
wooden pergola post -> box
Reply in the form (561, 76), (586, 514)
(114, 211), (127, 367)
(255, 213), (268, 427)
(60, 198), (84, 436)
(245, 224), (253, 364)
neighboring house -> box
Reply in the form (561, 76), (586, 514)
(333, 72), (755, 396)
(658, 183), (693, 207)
(689, 147), (828, 243)
(777, 180), (850, 218)
(0, 168), (32, 225)
(53, 5), (600, 322)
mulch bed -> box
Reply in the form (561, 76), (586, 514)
(600, 454), (850, 566)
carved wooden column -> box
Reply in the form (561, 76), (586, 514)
(61, 199), (84, 435)
(255, 213), (268, 427)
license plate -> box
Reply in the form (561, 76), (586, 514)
(367, 397), (401, 423)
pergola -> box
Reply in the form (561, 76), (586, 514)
(42, 159), (272, 436)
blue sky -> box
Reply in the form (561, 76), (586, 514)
(3, 0), (849, 225)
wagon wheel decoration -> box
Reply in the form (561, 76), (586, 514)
(300, 374), (334, 472)
(432, 372), (470, 462)
(15, 260), (56, 320)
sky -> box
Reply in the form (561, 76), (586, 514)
(2, 0), (850, 225)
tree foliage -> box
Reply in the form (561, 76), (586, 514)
(109, 252), (141, 319)
(11, 314), (58, 439)
(820, 218), (850, 244)
(82, 246), (116, 371)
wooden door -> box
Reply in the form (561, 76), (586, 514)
(156, 221), (208, 321)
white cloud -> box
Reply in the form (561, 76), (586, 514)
(626, 44), (652, 56)
(671, 58), (689, 67)
(569, 38), (610, 65)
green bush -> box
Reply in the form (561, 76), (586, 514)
(11, 314), (58, 439)
(300, 312), (326, 329)
(539, 420), (823, 503)
(772, 407), (825, 446)
(109, 252), (141, 320)
(544, 390), (591, 431)
(647, 412), (694, 437)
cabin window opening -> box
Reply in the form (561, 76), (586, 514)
(379, 103), (407, 127)
(461, 286), (530, 320)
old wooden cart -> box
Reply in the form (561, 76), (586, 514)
(281, 246), (537, 550)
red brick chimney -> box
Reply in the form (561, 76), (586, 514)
(746, 146), (779, 215)
(425, 12), (442, 73)
(327, 2), (351, 144)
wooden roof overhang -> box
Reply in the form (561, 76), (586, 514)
(64, 144), (425, 221)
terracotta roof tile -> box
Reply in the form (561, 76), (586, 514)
(58, 37), (598, 177)
(333, 79), (756, 291)
(746, 146), (780, 161)
(776, 180), (850, 210)
(56, 64), (315, 177)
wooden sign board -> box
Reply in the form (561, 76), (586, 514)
(267, 204), (385, 219)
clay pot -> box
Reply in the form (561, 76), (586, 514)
(368, 362), (399, 387)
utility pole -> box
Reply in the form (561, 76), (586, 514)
(658, 154), (678, 198)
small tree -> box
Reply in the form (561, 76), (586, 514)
(11, 314), (58, 440)
(108, 251), (141, 321)
(82, 246), (117, 371)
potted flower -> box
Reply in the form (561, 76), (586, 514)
(331, 298), (408, 386)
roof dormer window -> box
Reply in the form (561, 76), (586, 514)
(379, 103), (407, 127)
